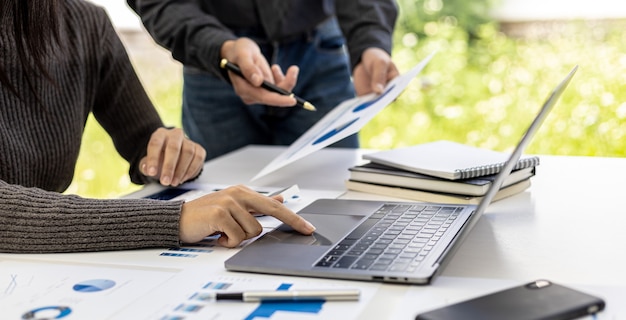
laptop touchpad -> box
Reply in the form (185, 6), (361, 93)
(261, 213), (364, 246)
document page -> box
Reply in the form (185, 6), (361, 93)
(252, 52), (436, 181)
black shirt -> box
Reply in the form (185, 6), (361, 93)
(128, 0), (397, 77)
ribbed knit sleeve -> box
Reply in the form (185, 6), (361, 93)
(0, 0), (186, 253)
(0, 181), (182, 253)
(74, 1), (165, 185)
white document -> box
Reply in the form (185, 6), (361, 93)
(251, 52), (436, 181)
(0, 259), (177, 320)
(119, 268), (380, 320)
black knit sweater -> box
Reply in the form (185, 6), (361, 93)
(0, 0), (183, 253)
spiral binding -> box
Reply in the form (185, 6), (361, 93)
(455, 157), (540, 180)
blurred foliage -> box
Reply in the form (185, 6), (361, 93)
(394, 0), (499, 40)
(364, 0), (626, 156)
(68, 2), (626, 198)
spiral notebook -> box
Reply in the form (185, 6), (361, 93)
(362, 140), (540, 180)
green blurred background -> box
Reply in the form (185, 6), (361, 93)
(68, 0), (626, 198)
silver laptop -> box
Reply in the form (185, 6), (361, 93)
(225, 67), (578, 284)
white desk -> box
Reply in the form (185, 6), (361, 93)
(2, 145), (625, 319)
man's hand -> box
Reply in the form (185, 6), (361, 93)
(221, 38), (299, 106)
(140, 127), (206, 186)
(352, 47), (399, 96)
(179, 185), (316, 247)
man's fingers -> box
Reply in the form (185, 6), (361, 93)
(234, 84), (297, 107)
(370, 59), (389, 94)
(237, 59), (264, 86)
(238, 51), (273, 87)
(387, 63), (400, 81)
(272, 64), (299, 92)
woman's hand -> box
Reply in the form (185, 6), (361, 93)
(179, 185), (316, 247)
(140, 127), (206, 186)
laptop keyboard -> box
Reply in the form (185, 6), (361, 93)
(315, 203), (462, 273)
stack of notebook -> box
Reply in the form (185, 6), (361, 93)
(346, 140), (539, 204)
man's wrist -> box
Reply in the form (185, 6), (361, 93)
(220, 40), (235, 60)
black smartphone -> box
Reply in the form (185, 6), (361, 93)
(415, 280), (605, 320)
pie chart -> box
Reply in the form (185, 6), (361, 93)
(72, 279), (116, 293)
(22, 306), (71, 319)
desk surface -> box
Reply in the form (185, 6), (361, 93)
(2, 145), (625, 319)
(199, 145), (626, 283)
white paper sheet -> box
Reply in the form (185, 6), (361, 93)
(252, 52), (436, 181)
(0, 260), (178, 320)
(120, 270), (380, 320)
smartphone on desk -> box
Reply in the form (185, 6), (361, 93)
(415, 280), (605, 320)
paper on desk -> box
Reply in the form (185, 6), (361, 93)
(176, 183), (344, 212)
(0, 258), (380, 320)
(121, 267), (381, 320)
(251, 52), (436, 181)
(0, 259), (177, 320)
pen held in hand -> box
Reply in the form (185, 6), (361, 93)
(208, 289), (361, 302)
(220, 58), (317, 111)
